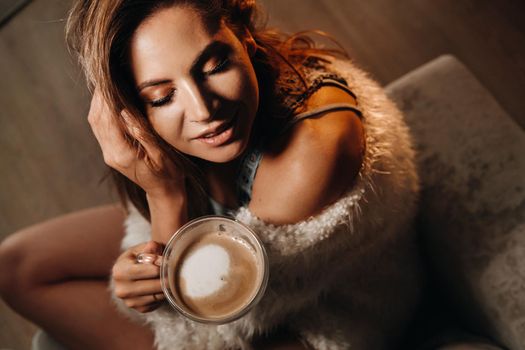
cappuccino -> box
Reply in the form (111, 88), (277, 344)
(169, 232), (260, 319)
(161, 217), (268, 323)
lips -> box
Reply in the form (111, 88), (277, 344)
(195, 113), (237, 146)
(198, 118), (234, 139)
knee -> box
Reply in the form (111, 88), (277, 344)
(0, 231), (39, 301)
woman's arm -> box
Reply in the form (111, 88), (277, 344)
(87, 89), (188, 313)
(147, 190), (188, 244)
(88, 88), (190, 243)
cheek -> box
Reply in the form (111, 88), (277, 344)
(210, 70), (244, 100)
(148, 109), (185, 145)
(211, 65), (259, 105)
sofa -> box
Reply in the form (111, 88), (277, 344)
(385, 55), (525, 350)
(31, 55), (525, 350)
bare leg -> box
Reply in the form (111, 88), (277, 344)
(0, 204), (155, 350)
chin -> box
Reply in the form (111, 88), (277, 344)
(201, 142), (247, 164)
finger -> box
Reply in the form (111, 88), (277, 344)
(127, 240), (163, 256)
(135, 241), (164, 267)
(90, 98), (135, 162)
(122, 241), (162, 260)
(135, 303), (162, 313)
(114, 261), (161, 280)
(113, 241), (164, 280)
(136, 253), (157, 265)
(153, 292), (166, 302)
(98, 112), (134, 162)
(88, 96), (135, 167)
(140, 240), (164, 255)
(113, 278), (163, 299)
(121, 111), (163, 168)
(87, 90), (106, 143)
(124, 293), (166, 309)
(154, 255), (163, 267)
(87, 88), (104, 125)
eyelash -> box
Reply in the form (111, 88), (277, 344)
(149, 58), (230, 108)
(150, 88), (175, 108)
(204, 57), (230, 76)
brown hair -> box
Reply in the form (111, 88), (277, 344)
(66, 0), (348, 221)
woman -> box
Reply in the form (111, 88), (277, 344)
(0, 0), (422, 349)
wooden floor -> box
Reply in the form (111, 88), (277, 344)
(0, 0), (523, 348)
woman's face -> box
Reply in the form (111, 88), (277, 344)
(129, 5), (259, 163)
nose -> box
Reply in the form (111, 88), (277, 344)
(180, 79), (215, 123)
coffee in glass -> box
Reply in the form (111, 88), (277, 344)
(161, 216), (268, 324)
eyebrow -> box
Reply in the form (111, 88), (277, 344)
(137, 40), (232, 92)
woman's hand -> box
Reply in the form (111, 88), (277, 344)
(87, 88), (183, 197)
(112, 241), (165, 313)
(88, 89), (188, 242)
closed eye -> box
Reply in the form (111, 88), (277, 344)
(203, 57), (230, 77)
(149, 88), (175, 108)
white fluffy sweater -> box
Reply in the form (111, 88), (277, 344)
(112, 59), (422, 350)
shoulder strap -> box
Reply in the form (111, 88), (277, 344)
(281, 103), (363, 135)
(209, 197), (232, 216)
(233, 76), (361, 205)
(236, 147), (263, 205)
(294, 102), (362, 121)
(317, 77), (357, 99)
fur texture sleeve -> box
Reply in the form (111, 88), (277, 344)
(224, 59), (422, 349)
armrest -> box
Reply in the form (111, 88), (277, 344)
(385, 55), (525, 350)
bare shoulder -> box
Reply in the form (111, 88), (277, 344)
(250, 86), (365, 225)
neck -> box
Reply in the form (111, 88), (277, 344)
(201, 154), (244, 208)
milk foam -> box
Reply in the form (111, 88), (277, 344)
(180, 244), (230, 298)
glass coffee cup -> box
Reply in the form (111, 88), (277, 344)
(160, 216), (269, 324)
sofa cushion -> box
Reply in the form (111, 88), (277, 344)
(385, 55), (525, 350)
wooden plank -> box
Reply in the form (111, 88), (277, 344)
(0, 0), (115, 238)
(0, 1), (113, 347)
(0, 0), (32, 27)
